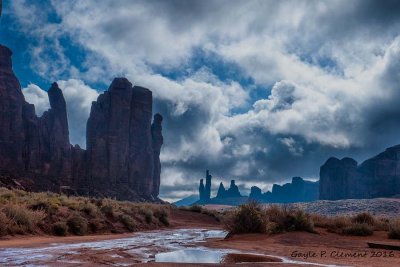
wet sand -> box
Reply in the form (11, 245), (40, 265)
(206, 228), (400, 267)
(1, 209), (400, 266)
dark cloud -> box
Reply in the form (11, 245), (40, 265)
(6, 0), (400, 201)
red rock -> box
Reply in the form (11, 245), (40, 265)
(0, 45), (163, 201)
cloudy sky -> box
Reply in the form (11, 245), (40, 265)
(1, 0), (400, 201)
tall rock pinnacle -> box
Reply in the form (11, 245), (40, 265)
(151, 113), (163, 197)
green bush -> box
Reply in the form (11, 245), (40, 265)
(342, 223), (374, 236)
(119, 214), (135, 231)
(52, 222), (68, 236)
(67, 214), (88, 235)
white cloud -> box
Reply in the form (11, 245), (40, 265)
(9, 0), (400, 199)
(22, 84), (50, 115)
(23, 79), (99, 147)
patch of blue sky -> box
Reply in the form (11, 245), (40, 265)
(0, 10), (49, 89)
(151, 47), (272, 113)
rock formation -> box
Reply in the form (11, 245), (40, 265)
(151, 113), (163, 197)
(225, 180), (241, 198)
(205, 170), (212, 200)
(249, 186), (262, 199)
(216, 182), (226, 198)
(199, 179), (205, 201)
(320, 145), (400, 200)
(0, 44), (163, 201)
(250, 177), (319, 203)
(199, 170), (212, 202)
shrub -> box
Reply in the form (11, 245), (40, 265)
(154, 208), (170, 226)
(225, 201), (267, 234)
(89, 219), (105, 233)
(81, 202), (98, 217)
(374, 217), (390, 231)
(266, 206), (315, 233)
(0, 211), (9, 236)
(52, 222), (68, 236)
(324, 216), (351, 234)
(29, 198), (60, 213)
(119, 214), (136, 231)
(388, 220), (400, 239)
(144, 210), (153, 224)
(100, 204), (114, 218)
(0, 191), (15, 202)
(67, 214), (88, 235)
(3, 204), (46, 233)
(352, 212), (375, 226)
(342, 223), (374, 236)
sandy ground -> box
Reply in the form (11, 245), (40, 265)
(206, 228), (400, 267)
(1, 209), (400, 266)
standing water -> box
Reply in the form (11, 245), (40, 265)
(0, 229), (346, 266)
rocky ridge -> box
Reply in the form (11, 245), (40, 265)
(320, 145), (400, 200)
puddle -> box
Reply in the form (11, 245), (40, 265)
(155, 248), (283, 264)
(156, 248), (229, 263)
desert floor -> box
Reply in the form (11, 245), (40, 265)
(1, 208), (400, 266)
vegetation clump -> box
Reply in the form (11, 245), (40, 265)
(225, 201), (268, 234)
(52, 221), (68, 236)
(67, 214), (88, 235)
(119, 214), (136, 232)
(352, 212), (375, 225)
(342, 223), (374, 236)
(388, 220), (400, 239)
(0, 187), (173, 237)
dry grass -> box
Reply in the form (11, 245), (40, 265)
(225, 204), (399, 238)
(342, 223), (374, 236)
(388, 220), (400, 239)
(0, 187), (172, 237)
(224, 202), (315, 235)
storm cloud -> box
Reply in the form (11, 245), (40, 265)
(3, 0), (400, 201)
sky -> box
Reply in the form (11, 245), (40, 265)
(1, 0), (400, 202)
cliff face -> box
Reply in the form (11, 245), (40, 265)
(0, 45), (163, 201)
(319, 145), (400, 200)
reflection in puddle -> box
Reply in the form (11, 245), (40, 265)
(155, 248), (283, 264)
(156, 248), (227, 263)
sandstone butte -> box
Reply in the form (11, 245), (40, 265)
(0, 44), (163, 201)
